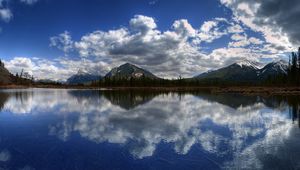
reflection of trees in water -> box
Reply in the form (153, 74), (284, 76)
(286, 96), (300, 128)
(193, 92), (258, 109)
(197, 93), (300, 128)
(68, 89), (163, 110)
(0, 92), (9, 111)
(260, 95), (300, 128)
(68, 90), (102, 103)
(12, 90), (33, 103)
(102, 90), (161, 110)
(68, 89), (300, 128)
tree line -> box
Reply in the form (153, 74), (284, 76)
(287, 47), (300, 85)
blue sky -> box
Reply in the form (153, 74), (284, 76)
(0, 0), (297, 80)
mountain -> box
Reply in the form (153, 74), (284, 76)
(0, 61), (13, 84)
(195, 60), (288, 83)
(195, 60), (262, 83)
(67, 70), (101, 85)
(259, 60), (288, 79)
(105, 63), (159, 80)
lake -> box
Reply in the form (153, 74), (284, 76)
(0, 88), (299, 170)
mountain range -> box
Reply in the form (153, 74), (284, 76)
(65, 60), (288, 85)
(194, 60), (288, 83)
(0, 59), (289, 85)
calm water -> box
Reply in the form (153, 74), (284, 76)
(0, 89), (300, 170)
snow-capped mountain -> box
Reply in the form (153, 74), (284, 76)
(259, 60), (288, 79)
(234, 60), (264, 69)
(105, 63), (159, 80)
(195, 59), (288, 83)
(67, 70), (102, 85)
(195, 59), (261, 83)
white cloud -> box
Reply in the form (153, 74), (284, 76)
(228, 33), (263, 48)
(173, 19), (196, 38)
(0, 0), (38, 24)
(219, 0), (294, 52)
(249, 37), (263, 45)
(28, 13), (291, 80)
(50, 31), (74, 53)
(52, 16), (255, 79)
(197, 18), (229, 43)
(129, 15), (157, 34)
(200, 20), (218, 32)
(0, 8), (12, 22)
(3, 57), (107, 81)
(231, 33), (245, 41)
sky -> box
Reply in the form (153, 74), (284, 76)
(0, 0), (299, 81)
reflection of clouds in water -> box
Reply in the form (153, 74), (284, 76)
(48, 94), (292, 161)
(0, 150), (11, 162)
(1, 89), (297, 168)
(224, 121), (300, 169)
(3, 89), (112, 115)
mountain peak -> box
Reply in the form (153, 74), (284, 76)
(195, 59), (289, 82)
(105, 63), (158, 79)
(77, 69), (88, 75)
(260, 59), (288, 76)
(234, 59), (263, 69)
(67, 70), (101, 85)
(119, 62), (136, 68)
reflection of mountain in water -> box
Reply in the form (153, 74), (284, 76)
(194, 92), (290, 109)
(45, 91), (300, 165)
(102, 90), (160, 110)
(68, 90), (160, 110)
(195, 92), (300, 128)
(68, 90), (102, 102)
(2, 89), (300, 169)
(194, 92), (259, 109)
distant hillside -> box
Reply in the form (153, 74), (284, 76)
(195, 60), (288, 83)
(0, 61), (13, 84)
(67, 70), (101, 85)
(105, 63), (159, 80)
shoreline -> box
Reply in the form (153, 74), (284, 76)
(1, 85), (300, 95)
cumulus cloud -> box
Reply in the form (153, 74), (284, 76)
(220, 0), (296, 51)
(3, 57), (106, 81)
(50, 31), (74, 53)
(62, 15), (209, 78)
(228, 33), (263, 47)
(11, 10), (292, 80)
(51, 15), (269, 79)
(197, 18), (229, 43)
(130, 15), (157, 34)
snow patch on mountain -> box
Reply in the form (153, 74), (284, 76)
(235, 60), (264, 69)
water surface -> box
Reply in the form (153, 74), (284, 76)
(0, 89), (300, 170)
